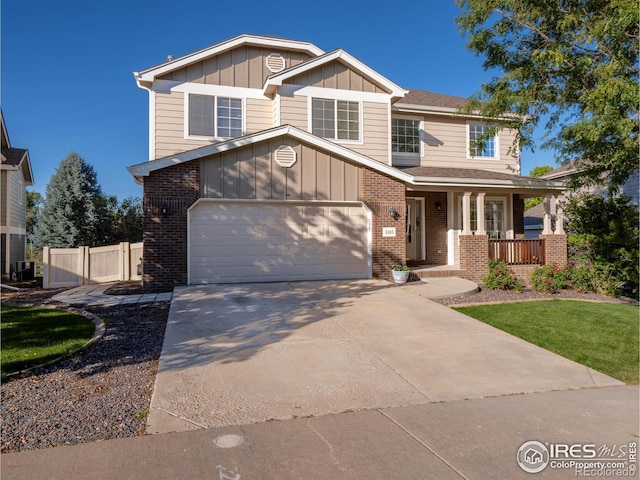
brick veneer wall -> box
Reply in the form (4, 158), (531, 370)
(541, 234), (568, 266)
(142, 162), (200, 291)
(513, 194), (525, 239)
(459, 234), (489, 282)
(360, 167), (406, 281)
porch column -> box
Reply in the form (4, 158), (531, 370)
(542, 194), (553, 235)
(461, 191), (472, 235)
(475, 192), (486, 235)
(554, 195), (565, 234)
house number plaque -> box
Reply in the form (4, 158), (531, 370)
(382, 227), (396, 237)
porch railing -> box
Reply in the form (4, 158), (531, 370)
(488, 239), (545, 265)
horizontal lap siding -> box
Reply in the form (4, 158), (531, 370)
(155, 91), (274, 158)
(421, 116), (520, 173)
(356, 102), (389, 164)
(279, 95), (307, 128)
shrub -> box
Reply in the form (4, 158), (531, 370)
(531, 263), (575, 293)
(483, 259), (525, 292)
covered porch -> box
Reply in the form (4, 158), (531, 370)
(401, 167), (567, 282)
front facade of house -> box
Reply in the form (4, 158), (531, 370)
(1, 111), (34, 280)
(128, 35), (567, 289)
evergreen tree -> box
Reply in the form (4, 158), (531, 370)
(33, 152), (104, 249)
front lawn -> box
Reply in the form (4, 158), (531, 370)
(1, 305), (95, 377)
(453, 300), (639, 384)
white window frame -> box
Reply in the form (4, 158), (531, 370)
(308, 96), (363, 144)
(466, 122), (499, 160)
(458, 195), (508, 239)
(391, 116), (423, 157)
(185, 93), (244, 141)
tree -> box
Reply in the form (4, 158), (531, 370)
(455, 0), (639, 192)
(564, 192), (638, 294)
(114, 197), (143, 243)
(33, 152), (104, 249)
(26, 190), (42, 240)
(524, 164), (554, 209)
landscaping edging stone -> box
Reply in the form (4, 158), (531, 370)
(2, 304), (106, 378)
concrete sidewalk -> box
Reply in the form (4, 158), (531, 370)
(3, 385), (637, 480)
(51, 283), (172, 306)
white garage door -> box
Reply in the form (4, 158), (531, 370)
(189, 201), (370, 284)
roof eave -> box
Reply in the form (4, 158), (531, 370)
(127, 125), (414, 184)
(393, 103), (523, 122)
(410, 176), (565, 191)
(264, 49), (408, 98)
(135, 35), (325, 86)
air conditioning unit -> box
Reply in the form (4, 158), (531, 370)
(15, 261), (34, 281)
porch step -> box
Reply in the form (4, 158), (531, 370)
(409, 267), (468, 279)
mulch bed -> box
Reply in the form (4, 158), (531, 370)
(0, 281), (635, 453)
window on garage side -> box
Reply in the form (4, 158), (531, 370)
(188, 94), (242, 138)
(312, 98), (360, 141)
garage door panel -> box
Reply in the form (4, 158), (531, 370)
(189, 202), (370, 284)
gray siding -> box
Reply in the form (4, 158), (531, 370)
(1, 171), (6, 226)
(9, 171), (25, 228)
(200, 137), (361, 202)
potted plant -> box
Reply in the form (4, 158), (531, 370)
(391, 264), (410, 284)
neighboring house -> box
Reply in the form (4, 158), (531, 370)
(524, 163), (639, 238)
(1, 110), (34, 280)
(127, 34), (567, 289)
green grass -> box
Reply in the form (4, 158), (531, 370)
(453, 300), (639, 384)
(1, 305), (95, 377)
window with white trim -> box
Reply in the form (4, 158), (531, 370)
(468, 123), (496, 158)
(312, 98), (359, 141)
(458, 197), (506, 239)
(188, 94), (242, 138)
(392, 118), (421, 154)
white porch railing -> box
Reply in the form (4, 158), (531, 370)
(43, 242), (143, 289)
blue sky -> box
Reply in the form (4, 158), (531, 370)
(2, 0), (554, 200)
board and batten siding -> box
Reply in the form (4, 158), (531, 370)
(200, 137), (361, 202)
(154, 91), (274, 158)
(283, 60), (385, 93)
(421, 116), (520, 174)
(158, 46), (313, 88)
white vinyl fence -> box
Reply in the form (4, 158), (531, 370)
(43, 242), (143, 289)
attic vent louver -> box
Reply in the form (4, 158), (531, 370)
(266, 53), (286, 73)
(275, 145), (296, 168)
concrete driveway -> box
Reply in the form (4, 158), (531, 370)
(148, 280), (622, 434)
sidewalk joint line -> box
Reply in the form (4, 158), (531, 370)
(378, 410), (470, 480)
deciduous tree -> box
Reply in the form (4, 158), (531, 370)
(456, 0), (639, 192)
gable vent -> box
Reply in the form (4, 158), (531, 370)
(275, 145), (296, 167)
(266, 53), (286, 73)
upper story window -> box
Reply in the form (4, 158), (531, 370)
(392, 118), (421, 154)
(188, 94), (242, 138)
(311, 98), (360, 141)
(468, 123), (496, 158)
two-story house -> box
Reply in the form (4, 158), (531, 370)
(1, 110), (34, 280)
(128, 34), (567, 289)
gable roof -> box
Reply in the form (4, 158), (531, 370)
(134, 34), (325, 88)
(263, 49), (408, 99)
(0, 110), (34, 185)
(127, 124), (414, 185)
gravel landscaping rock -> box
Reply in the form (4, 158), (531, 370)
(1, 287), (169, 453)
(0, 282), (635, 453)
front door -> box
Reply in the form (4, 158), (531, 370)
(406, 198), (422, 260)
